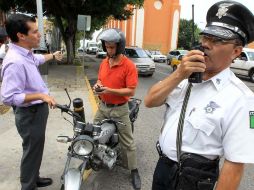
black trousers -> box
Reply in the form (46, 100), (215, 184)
(14, 103), (49, 190)
(152, 156), (178, 190)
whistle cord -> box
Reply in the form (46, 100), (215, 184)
(176, 83), (193, 162)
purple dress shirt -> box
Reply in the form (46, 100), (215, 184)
(0, 43), (48, 107)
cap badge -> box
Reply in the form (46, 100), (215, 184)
(216, 78), (221, 84)
(204, 101), (220, 114)
(216, 3), (234, 19)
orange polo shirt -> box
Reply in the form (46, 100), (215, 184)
(98, 56), (138, 104)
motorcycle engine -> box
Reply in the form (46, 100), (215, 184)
(93, 144), (117, 169)
(93, 122), (116, 144)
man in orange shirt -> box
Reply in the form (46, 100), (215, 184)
(93, 28), (141, 190)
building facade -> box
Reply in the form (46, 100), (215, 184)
(105, 0), (180, 54)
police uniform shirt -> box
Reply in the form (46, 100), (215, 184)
(159, 68), (254, 163)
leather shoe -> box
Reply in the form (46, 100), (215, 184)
(36, 177), (53, 187)
(131, 169), (141, 190)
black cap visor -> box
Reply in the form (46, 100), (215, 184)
(200, 25), (240, 40)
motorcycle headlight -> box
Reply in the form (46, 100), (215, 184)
(72, 135), (94, 156)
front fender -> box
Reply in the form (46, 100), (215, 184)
(65, 168), (81, 190)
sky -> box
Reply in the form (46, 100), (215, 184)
(179, 0), (254, 29)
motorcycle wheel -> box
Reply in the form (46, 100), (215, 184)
(131, 123), (134, 133)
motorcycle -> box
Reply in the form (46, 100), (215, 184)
(56, 89), (141, 190)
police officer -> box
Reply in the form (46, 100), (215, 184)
(145, 1), (254, 190)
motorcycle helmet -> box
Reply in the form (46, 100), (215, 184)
(98, 28), (126, 57)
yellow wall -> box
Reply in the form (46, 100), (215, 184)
(248, 42), (254, 49)
(143, 0), (180, 54)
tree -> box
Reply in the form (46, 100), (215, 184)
(0, 0), (144, 63)
(177, 18), (201, 50)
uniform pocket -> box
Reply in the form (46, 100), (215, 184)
(183, 116), (216, 145)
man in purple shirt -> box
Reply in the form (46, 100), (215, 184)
(1, 14), (62, 190)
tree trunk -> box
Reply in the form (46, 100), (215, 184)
(55, 15), (77, 64)
(66, 36), (74, 64)
(73, 34), (76, 58)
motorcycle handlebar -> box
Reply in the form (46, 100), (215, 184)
(56, 104), (81, 119)
(56, 104), (70, 112)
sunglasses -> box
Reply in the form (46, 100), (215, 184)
(200, 35), (237, 45)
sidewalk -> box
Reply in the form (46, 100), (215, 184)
(0, 64), (97, 190)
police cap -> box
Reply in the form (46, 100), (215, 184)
(200, 0), (254, 45)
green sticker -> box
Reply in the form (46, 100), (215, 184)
(250, 111), (254, 129)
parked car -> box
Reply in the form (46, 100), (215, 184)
(77, 47), (84, 52)
(85, 41), (98, 54)
(230, 48), (254, 82)
(171, 55), (184, 71)
(150, 50), (167, 63)
(125, 47), (155, 76)
(167, 49), (188, 65)
(96, 48), (107, 58)
(144, 50), (152, 57)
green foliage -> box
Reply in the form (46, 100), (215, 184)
(0, 0), (144, 63)
(73, 58), (82, 66)
(178, 19), (201, 50)
(75, 31), (84, 49)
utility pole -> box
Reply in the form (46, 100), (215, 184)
(36, 0), (48, 84)
(36, 0), (46, 49)
(192, 4), (195, 47)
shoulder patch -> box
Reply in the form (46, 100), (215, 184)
(250, 111), (254, 129)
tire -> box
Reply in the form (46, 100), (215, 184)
(167, 59), (171, 65)
(131, 123), (134, 133)
(250, 70), (254, 82)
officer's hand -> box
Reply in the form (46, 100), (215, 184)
(176, 50), (206, 79)
(41, 94), (56, 109)
(53, 51), (63, 61)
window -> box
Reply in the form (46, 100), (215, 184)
(247, 52), (254, 61)
(136, 49), (149, 58)
(125, 49), (138, 58)
(125, 48), (149, 58)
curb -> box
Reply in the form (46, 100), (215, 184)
(76, 65), (98, 115)
(84, 76), (98, 115)
(82, 68), (98, 181)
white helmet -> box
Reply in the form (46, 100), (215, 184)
(98, 28), (126, 56)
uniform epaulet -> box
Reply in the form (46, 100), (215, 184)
(230, 75), (254, 96)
